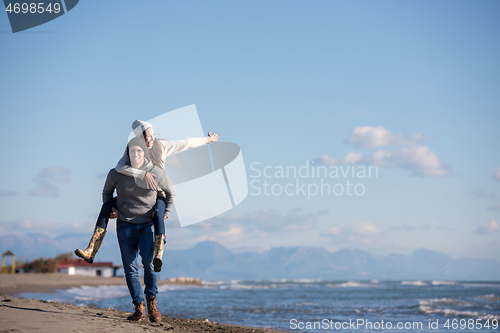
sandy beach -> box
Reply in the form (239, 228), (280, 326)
(0, 274), (288, 333)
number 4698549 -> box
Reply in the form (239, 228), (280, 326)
(444, 319), (498, 330)
(5, 3), (61, 14)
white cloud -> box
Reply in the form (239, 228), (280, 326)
(316, 126), (449, 177)
(321, 222), (382, 244)
(29, 166), (71, 197)
(315, 155), (339, 166)
(344, 126), (396, 149)
(373, 145), (449, 177)
(186, 224), (246, 245)
(352, 222), (381, 236)
(476, 220), (500, 235)
(343, 126), (425, 149)
(314, 152), (365, 166)
(323, 226), (341, 235)
(316, 145), (448, 177)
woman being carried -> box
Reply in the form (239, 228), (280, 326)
(75, 119), (219, 271)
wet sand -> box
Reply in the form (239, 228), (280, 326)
(0, 274), (288, 333)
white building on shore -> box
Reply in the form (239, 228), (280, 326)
(57, 259), (115, 277)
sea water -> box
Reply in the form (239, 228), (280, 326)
(17, 280), (500, 332)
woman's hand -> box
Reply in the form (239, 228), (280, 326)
(144, 172), (158, 191)
(110, 207), (118, 219)
(208, 132), (219, 142)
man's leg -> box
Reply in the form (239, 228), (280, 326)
(138, 221), (157, 297)
(117, 220), (145, 305)
(138, 222), (160, 322)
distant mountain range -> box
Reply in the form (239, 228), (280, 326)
(1, 233), (499, 281)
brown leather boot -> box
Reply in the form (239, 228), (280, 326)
(146, 296), (161, 322)
(127, 302), (146, 321)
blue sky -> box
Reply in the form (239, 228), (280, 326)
(0, 1), (499, 260)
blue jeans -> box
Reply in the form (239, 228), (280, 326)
(153, 197), (166, 236)
(97, 197), (165, 238)
(116, 219), (158, 304)
(95, 197), (117, 229)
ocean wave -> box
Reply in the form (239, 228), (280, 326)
(478, 314), (500, 321)
(418, 304), (480, 318)
(401, 281), (427, 286)
(291, 279), (322, 283)
(326, 281), (377, 288)
(431, 281), (458, 286)
(55, 285), (130, 302)
(217, 284), (272, 290)
(202, 280), (324, 290)
(46, 283), (198, 303)
(205, 281), (282, 290)
(157, 284), (202, 292)
(202, 280), (242, 286)
(420, 298), (467, 306)
(416, 297), (499, 319)
(480, 294), (500, 301)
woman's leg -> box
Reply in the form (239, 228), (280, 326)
(152, 197), (166, 272)
(152, 197), (166, 236)
(74, 197), (117, 263)
(95, 197), (117, 229)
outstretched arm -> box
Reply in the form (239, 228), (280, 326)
(162, 132), (219, 157)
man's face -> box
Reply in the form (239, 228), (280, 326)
(129, 145), (145, 168)
(144, 128), (155, 148)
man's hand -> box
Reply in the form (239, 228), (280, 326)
(152, 211), (168, 220)
(110, 207), (118, 219)
(208, 132), (219, 142)
(144, 172), (158, 191)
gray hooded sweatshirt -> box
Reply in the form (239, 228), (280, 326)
(102, 159), (176, 224)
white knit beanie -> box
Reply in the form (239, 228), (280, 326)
(132, 120), (153, 137)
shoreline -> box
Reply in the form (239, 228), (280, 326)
(0, 274), (289, 333)
(0, 293), (288, 333)
(0, 273), (201, 295)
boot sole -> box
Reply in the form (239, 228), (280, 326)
(153, 258), (162, 272)
(74, 249), (93, 264)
